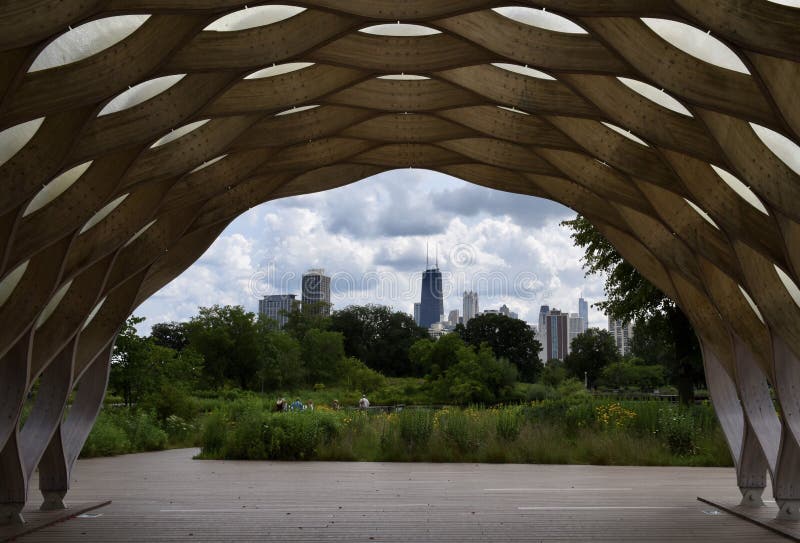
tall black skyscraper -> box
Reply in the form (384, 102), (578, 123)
(419, 245), (444, 328)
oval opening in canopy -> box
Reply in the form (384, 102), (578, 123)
(124, 220), (157, 247)
(601, 122), (649, 147)
(750, 123), (800, 176)
(497, 105), (530, 116)
(23, 161), (93, 217)
(492, 7), (587, 34)
(0, 261), (29, 308)
(35, 280), (73, 329)
(0, 118), (45, 167)
(710, 165), (769, 215)
(79, 194), (129, 235)
(640, 19), (750, 74)
(275, 105), (320, 117)
(776, 265), (800, 310)
(684, 198), (720, 229)
(190, 154), (228, 174)
(29, 15), (150, 72)
(205, 5), (305, 31)
(245, 63), (314, 79)
(82, 297), (107, 330)
(492, 63), (555, 80)
(150, 120), (209, 148)
(98, 75), (186, 116)
(738, 285), (765, 324)
(360, 24), (441, 36)
(616, 78), (692, 116)
(378, 74), (430, 80)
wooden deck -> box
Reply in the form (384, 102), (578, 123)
(17, 449), (791, 542)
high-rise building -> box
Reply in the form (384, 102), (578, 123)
(578, 297), (589, 332)
(608, 317), (635, 356)
(258, 294), (296, 329)
(536, 305), (550, 360)
(498, 304), (519, 320)
(302, 268), (331, 316)
(463, 291), (479, 323)
(447, 310), (460, 326)
(567, 312), (585, 354)
(419, 266), (444, 328)
(545, 309), (569, 361)
(413, 302), (421, 326)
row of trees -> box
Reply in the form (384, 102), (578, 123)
(111, 303), (545, 406)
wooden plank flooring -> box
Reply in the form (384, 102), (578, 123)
(16, 449), (792, 542)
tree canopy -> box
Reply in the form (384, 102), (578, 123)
(458, 312), (542, 382)
(329, 304), (427, 376)
(562, 215), (704, 403)
(563, 328), (619, 388)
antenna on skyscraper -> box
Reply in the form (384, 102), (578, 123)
(426, 240), (429, 269)
(435, 243), (438, 268)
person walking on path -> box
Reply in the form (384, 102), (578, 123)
(358, 395), (370, 410)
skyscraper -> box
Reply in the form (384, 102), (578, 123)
(567, 312), (585, 354)
(447, 309), (460, 326)
(537, 305), (550, 360)
(578, 297), (589, 332)
(419, 266), (443, 328)
(608, 317), (635, 356)
(258, 294), (296, 329)
(413, 302), (421, 326)
(463, 291), (479, 323)
(302, 268), (331, 316)
(545, 309), (569, 361)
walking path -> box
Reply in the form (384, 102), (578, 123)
(17, 449), (789, 542)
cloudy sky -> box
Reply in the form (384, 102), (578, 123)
(133, 169), (609, 333)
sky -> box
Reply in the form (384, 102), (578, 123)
(133, 169), (609, 334)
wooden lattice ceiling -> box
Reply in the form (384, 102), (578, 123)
(1, 0), (800, 523)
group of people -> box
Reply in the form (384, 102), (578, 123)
(274, 398), (314, 412)
(274, 395), (370, 412)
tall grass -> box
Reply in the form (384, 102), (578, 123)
(196, 398), (733, 467)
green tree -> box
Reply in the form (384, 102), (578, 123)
(336, 356), (386, 393)
(110, 316), (153, 406)
(329, 304), (427, 376)
(284, 301), (330, 340)
(185, 305), (263, 389)
(563, 328), (619, 388)
(540, 359), (567, 387)
(599, 357), (666, 391)
(459, 313), (542, 382)
(408, 338), (436, 376)
(562, 215), (703, 404)
(434, 343), (518, 404)
(428, 333), (466, 378)
(261, 331), (305, 390)
(301, 329), (345, 384)
(150, 321), (189, 351)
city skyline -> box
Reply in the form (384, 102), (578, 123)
(133, 170), (608, 332)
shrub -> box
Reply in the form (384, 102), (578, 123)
(119, 410), (168, 451)
(200, 412), (227, 456)
(398, 409), (434, 449)
(525, 383), (554, 402)
(496, 407), (521, 441)
(658, 406), (696, 455)
(436, 409), (475, 451)
(81, 411), (130, 457)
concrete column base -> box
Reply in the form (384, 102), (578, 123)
(777, 500), (800, 520)
(0, 504), (25, 526)
(739, 487), (765, 507)
(40, 490), (66, 511)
